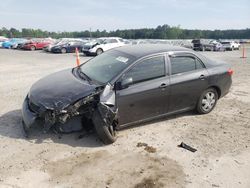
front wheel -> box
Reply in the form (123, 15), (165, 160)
(61, 48), (67, 54)
(96, 48), (103, 55)
(92, 110), (117, 144)
(197, 88), (218, 114)
(30, 46), (36, 51)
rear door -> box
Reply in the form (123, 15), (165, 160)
(168, 52), (209, 113)
(116, 55), (170, 125)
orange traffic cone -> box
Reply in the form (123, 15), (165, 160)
(75, 47), (80, 67)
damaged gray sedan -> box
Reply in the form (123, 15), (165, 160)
(22, 44), (232, 144)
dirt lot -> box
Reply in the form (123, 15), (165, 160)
(0, 47), (250, 188)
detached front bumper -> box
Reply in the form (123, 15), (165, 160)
(21, 97), (40, 136)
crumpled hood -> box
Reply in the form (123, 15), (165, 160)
(29, 69), (98, 110)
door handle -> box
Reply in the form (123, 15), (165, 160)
(159, 83), (167, 88)
(199, 75), (206, 80)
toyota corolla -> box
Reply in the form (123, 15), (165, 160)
(22, 44), (232, 144)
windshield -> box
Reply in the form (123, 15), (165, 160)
(80, 50), (135, 83)
(96, 39), (105, 44)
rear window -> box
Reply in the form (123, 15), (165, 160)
(170, 56), (204, 75)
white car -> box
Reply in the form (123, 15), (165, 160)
(221, 41), (240, 50)
(82, 37), (126, 55)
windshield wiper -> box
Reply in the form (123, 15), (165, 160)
(77, 67), (92, 82)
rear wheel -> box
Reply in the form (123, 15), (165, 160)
(92, 110), (117, 144)
(197, 88), (218, 114)
(61, 48), (67, 54)
(30, 46), (36, 51)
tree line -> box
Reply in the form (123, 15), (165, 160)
(1, 25), (249, 39)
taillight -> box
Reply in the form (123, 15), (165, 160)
(228, 68), (233, 76)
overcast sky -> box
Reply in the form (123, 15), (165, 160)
(0, 0), (249, 31)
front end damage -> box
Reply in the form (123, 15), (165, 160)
(22, 84), (118, 139)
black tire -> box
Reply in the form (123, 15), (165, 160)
(61, 48), (67, 54)
(197, 88), (218, 114)
(92, 110), (117, 144)
(30, 46), (36, 51)
(96, 48), (103, 55)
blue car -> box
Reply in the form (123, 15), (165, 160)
(2, 38), (27, 49)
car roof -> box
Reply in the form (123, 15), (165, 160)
(99, 37), (122, 40)
(114, 44), (192, 58)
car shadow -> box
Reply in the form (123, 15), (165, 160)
(0, 109), (104, 148)
(0, 109), (198, 148)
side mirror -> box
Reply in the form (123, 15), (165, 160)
(115, 77), (133, 90)
(122, 77), (133, 88)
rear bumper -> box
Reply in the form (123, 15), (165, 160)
(220, 77), (232, 98)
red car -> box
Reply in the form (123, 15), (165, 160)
(22, 40), (52, 51)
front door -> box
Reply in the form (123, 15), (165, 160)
(116, 55), (170, 126)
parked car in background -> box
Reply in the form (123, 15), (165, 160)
(51, 41), (86, 53)
(2, 38), (27, 49)
(12, 39), (29, 49)
(192, 39), (214, 51)
(0, 36), (8, 47)
(21, 39), (52, 51)
(209, 40), (225, 51)
(44, 38), (86, 52)
(22, 44), (232, 144)
(220, 41), (240, 50)
(81, 38), (106, 54)
(82, 37), (126, 55)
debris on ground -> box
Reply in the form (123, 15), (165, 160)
(137, 142), (157, 153)
(178, 142), (197, 152)
(144, 146), (157, 153)
(136, 142), (148, 147)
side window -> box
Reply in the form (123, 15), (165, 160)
(123, 56), (165, 85)
(196, 59), (205, 69)
(170, 56), (204, 75)
(111, 39), (118, 43)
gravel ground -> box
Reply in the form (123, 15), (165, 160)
(0, 47), (250, 188)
